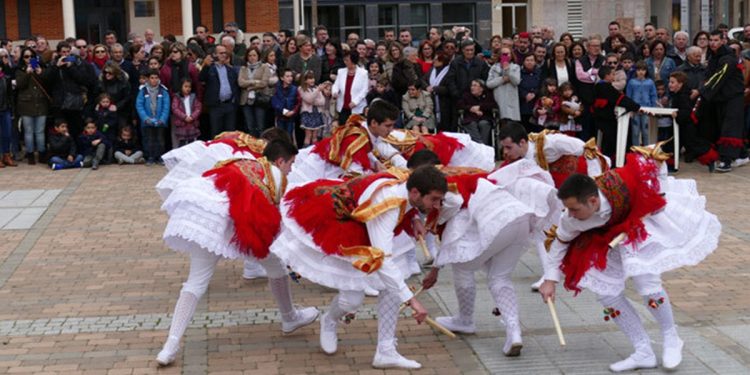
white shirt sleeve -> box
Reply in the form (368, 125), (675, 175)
(362, 183), (414, 302)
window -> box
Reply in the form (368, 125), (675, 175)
(442, 3), (474, 26)
(134, 1), (156, 17)
(376, 5), (398, 39)
(306, 6), (341, 39)
(408, 4), (430, 41)
(341, 5), (364, 39)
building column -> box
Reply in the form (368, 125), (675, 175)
(62, 0), (76, 38)
(181, 0), (194, 40)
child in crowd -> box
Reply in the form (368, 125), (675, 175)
(593, 65), (642, 159)
(113, 125), (144, 164)
(620, 53), (636, 82)
(625, 61), (657, 146)
(559, 82), (582, 135)
(271, 68), (300, 142)
(655, 79), (674, 141)
(532, 78), (561, 129)
(320, 80), (335, 135)
(78, 119), (110, 170)
(170, 78), (202, 147)
(136, 69), (170, 165)
(298, 71), (326, 147)
(366, 77), (400, 107)
(91, 94), (119, 149)
(48, 120), (83, 170)
(402, 81), (435, 134)
(367, 60), (383, 92)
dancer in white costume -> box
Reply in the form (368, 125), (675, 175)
(157, 129), (293, 280)
(418, 145), (560, 357)
(155, 140), (319, 366)
(497, 125), (611, 291)
(539, 148), (721, 372)
(271, 166), (455, 369)
(383, 129), (496, 171)
(287, 100), (407, 186)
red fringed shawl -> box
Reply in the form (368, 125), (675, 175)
(560, 153), (666, 294)
(284, 170), (410, 256)
(202, 158), (282, 259)
(311, 115), (373, 171)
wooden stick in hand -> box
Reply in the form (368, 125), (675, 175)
(417, 236), (432, 260)
(547, 297), (566, 346)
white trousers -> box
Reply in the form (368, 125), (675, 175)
(181, 250), (287, 298)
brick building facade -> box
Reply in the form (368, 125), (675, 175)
(0, 0), (279, 44)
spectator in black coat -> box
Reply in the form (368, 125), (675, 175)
(518, 54), (542, 132)
(446, 39), (490, 126)
(458, 79), (496, 145)
(592, 65), (643, 160)
(48, 42), (97, 137)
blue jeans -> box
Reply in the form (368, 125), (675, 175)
(143, 127), (166, 161)
(49, 154), (83, 168)
(242, 104), (266, 137)
(22, 115), (46, 153)
(276, 119), (295, 141)
(0, 110), (11, 153)
(630, 114), (649, 146)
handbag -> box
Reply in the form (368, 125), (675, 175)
(255, 93), (271, 107)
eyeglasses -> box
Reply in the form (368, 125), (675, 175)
(171, 50), (180, 54)
(95, 50), (107, 54)
(104, 71), (114, 75)
(23, 55), (33, 59)
(608, 61), (618, 65)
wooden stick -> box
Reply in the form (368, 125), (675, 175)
(547, 297), (566, 346)
(417, 236), (432, 260)
(608, 214), (651, 248)
(425, 316), (457, 338)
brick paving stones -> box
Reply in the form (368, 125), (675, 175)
(0, 160), (748, 374)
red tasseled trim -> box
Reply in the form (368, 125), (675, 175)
(690, 110), (699, 125)
(311, 134), (373, 171)
(561, 154), (667, 295)
(717, 137), (745, 148)
(615, 94), (625, 107)
(696, 148), (719, 165)
(206, 138), (264, 158)
(394, 208), (419, 236)
(446, 172), (489, 208)
(203, 163), (280, 259)
(284, 180), (371, 255)
(414, 133), (465, 165)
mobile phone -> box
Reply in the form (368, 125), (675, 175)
(63, 56), (76, 63)
(29, 57), (39, 69)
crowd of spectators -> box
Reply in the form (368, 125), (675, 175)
(0, 20), (748, 172)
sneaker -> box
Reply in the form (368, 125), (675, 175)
(319, 312), (339, 354)
(92, 162), (99, 170)
(78, 161), (84, 168)
(117, 158), (124, 165)
(281, 307), (320, 334)
(364, 286), (380, 297)
(731, 157), (749, 168)
(136, 157), (146, 164)
(714, 161), (732, 173)
(155, 337), (180, 366)
(51, 163), (62, 171)
(435, 316), (476, 334)
(372, 347), (422, 369)
(242, 261), (267, 280)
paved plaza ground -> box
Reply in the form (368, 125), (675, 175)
(0, 159), (749, 374)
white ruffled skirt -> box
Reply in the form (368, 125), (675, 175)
(577, 176), (721, 296)
(161, 175), (250, 260)
(156, 142), (256, 201)
(270, 200), (416, 292)
(441, 132), (496, 171)
(286, 147), (365, 187)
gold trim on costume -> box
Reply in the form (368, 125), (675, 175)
(630, 138), (673, 163)
(339, 245), (386, 274)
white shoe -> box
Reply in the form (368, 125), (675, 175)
(319, 312), (338, 354)
(732, 157), (750, 168)
(242, 261), (267, 280)
(281, 307), (319, 334)
(530, 277), (544, 292)
(364, 286), (380, 297)
(662, 328), (684, 370)
(155, 338), (180, 366)
(372, 347), (421, 369)
(502, 324), (523, 357)
(435, 316), (476, 334)
(608, 352), (657, 372)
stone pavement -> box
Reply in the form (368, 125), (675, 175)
(0, 160), (748, 374)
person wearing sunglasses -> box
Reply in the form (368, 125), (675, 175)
(90, 44), (110, 77)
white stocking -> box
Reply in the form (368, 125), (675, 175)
(642, 289), (676, 336)
(376, 289), (401, 351)
(164, 291), (199, 352)
(451, 265), (476, 324)
(268, 276), (297, 322)
(598, 294), (654, 357)
(490, 285), (519, 332)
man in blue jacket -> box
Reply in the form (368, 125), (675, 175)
(200, 45), (239, 137)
